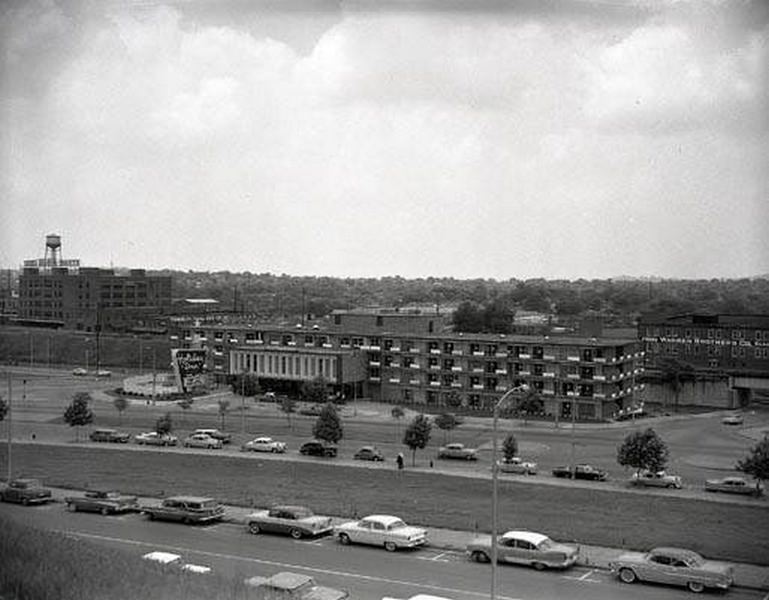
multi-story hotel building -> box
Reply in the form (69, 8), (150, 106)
(174, 309), (643, 420)
(18, 235), (172, 332)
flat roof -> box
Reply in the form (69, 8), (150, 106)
(501, 531), (549, 545)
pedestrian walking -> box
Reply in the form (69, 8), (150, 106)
(397, 453), (404, 470)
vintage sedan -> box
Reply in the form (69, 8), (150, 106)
(467, 530), (579, 570)
(183, 433), (223, 449)
(0, 478), (53, 505)
(610, 547), (733, 593)
(241, 436), (287, 453)
(72, 367), (88, 376)
(498, 457), (537, 475)
(135, 431), (178, 446)
(354, 446), (385, 461)
(192, 428), (232, 444)
(246, 505), (334, 539)
(335, 515), (427, 551)
(244, 571), (349, 600)
(299, 440), (338, 457)
(142, 496), (225, 524)
(90, 428), (131, 443)
(437, 443), (478, 461)
(552, 464), (607, 481)
(722, 413), (744, 425)
(631, 470), (682, 489)
(705, 476), (762, 496)
(65, 489), (138, 514)
(142, 551), (212, 574)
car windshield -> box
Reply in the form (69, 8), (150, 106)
(537, 537), (555, 550)
(387, 520), (408, 530)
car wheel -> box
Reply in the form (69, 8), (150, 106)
(471, 551), (490, 563)
(667, 483), (676, 489)
(248, 522), (261, 535)
(532, 562), (546, 571)
(182, 517), (192, 525)
(147, 512), (155, 520)
(272, 448), (278, 453)
(339, 533), (351, 545)
(68, 503), (77, 512)
(101, 507), (110, 516)
(619, 568), (637, 584)
(290, 528), (303, 540)
(21, 497), (29, 506)
(384, 541), (397, 552)
(686, 581), (705, 594)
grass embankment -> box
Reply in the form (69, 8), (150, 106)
(0, 514), (248, 600)
(3, 444), (768, 565)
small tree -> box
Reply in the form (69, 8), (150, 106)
(502, 432), (518, 461)
(177, 397), (193, 424)
(391, 405), (405, 444)
(515, 389), (544, 426)
(445, 390), (463, 409)
(280, 396), (296, 429)
(302, 376), (329, 405)
(403, 413), (432, 466)
(313, 403), (343, 443)
(617, 427), (669, 476)
(64, 392), (94, 442)
(231, 373), (261, 398)
(155, 412), (173, 435)
(736, 436), (769, 494)
(113, 396), (128, 426)
(218, 398), (230, 429)
(434, 412), (459, 443)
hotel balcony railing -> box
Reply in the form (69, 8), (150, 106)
(495, 352), (509, 358)
(472, 351), (484, 356)
(472, 384), (484, 390)
(543, 389), (555, 395)
(369, 361), (381, 367)
(429, 381), (441, 387)
(472, 367), (484, 373)
(452, 350), (463, 356)
(543, 372), (555, 378)
(567, 355), (580, 361)
(390, 347), (401, 352)
(567, 373), (580, 379)
(594, 375), (606, 381)
(410, 364), (421, 370)
(495, 385), (508, 392)
(389, 378), (401, 384)
(429, 365), (441, 371)
(495, 369), (508, 375)
(451, 382), (462, 388)
(595, 357), (607, 363)
(519, 371), (531, 376)
(409, 379), (421, 385)
(451, 366), (463, 372)
(543, 354), (555, 360)
(430, 348), (441, 355)
(519, 353), (531, 359)
(370, 377), (381, 382)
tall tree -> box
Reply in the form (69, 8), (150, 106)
(391, 405), (405, 444)
(444, 390), (463, 409)
(736, 436), (769, 494)
(434, 412), (459, 443)
(313, 403), (343, 444)
(617, 428), (669, 476)
(403, 414), (432, 466)
(302, 376), (329, 405)
(280, 396), (296, 430)
(502, 433), (518, 462)
(113, 396), (128, 426)
(63, 392), (94, 442)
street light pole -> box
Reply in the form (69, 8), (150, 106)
(6, 372), (12, 482)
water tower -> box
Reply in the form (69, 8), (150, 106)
(44, 233), (62, 267)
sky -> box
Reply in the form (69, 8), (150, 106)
(1, 0), (767, 280)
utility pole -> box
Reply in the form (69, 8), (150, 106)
(241, 370), (246, 435)
(6, 372), (12, 482)
(151, 348), (157, 405)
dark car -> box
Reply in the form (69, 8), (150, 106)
(65, 489), (139, 514)
(142, 496), (225, 524)
(246, 505), (334, 539)
(551, 464), (608, 481)
(0, 478), (53, 505)
(354, 446), (384, 461)
(90, 428), (131, 443)
(299, 440), (338, 457)
(299, 405), (324, 417)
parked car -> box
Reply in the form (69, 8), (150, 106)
(437, 443), (478, 461)
(497, 457), (537, 475)
(552, 464), (607, 481)
(246, 505), (334, 539)
(244, 571), (349, 600)
(722, 413), (744, 425)
(705, 476), (762, 496)
(135, 431), (178, 446)
(631, 470), (682, 489)
(95, 369), (112, 378)
(0, 478), (53, 505)
(183, 433), (223, 449)
(142, 496), (225, 524)
(241, 436), (287, 453)
(142, 551), (212, 574)
(299, 404), (324, 417)
(72, 367), (87, 376)
(335, 514), (427, 551)
(467, 530), (579, 570)
(610, 547), (733, 593)
(299, 440), (338, 457)
(192, 428), (232, 444)
(90, 428), (131, 443)
(354, 446), (385, 461)
(65, 489), (138, 514)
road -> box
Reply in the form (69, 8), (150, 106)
(1, 501), (763, 600)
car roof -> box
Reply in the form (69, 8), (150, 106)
(358, 446), (377, 451)
(361, 515), (405, 526)
(265, 572), (314, 590)
(272, 504), (311, 513)
(720, 476), (747, 483)
(143, 551), (181, 564)
(501, 531), (549, 545)
(166, 495), (218, 503)
(650, 547), (702, 560)
(12, 478), (41, 485)
(93, 428), (117, 432)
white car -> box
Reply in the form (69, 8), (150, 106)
(142, 551), (211, 574)
(135, 431), (178, 446)
(183, 433), (223, 449)
(631, 470), (682, 489)
(72, 367), (87, 376)
(241, 436), (287, 453)
(335, 514), (427, 551)
(498, 457), (537, 475)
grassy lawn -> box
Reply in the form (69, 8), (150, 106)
(3, 444), (768, 565)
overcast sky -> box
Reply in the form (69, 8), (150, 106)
(1, 0), (767, 280)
